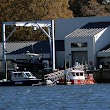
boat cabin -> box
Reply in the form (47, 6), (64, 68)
(11, 71), (36, 81)
(66, 70), (86, 81)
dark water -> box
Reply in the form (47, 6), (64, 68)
(0, 84), (110, 110)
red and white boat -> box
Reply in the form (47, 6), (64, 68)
(58, 63), (95, 85)
(66, 69), (95, 85)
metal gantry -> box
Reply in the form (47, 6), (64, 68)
(2, 20), (55, 75)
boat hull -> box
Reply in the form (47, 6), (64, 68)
(0, 80), (42, 86)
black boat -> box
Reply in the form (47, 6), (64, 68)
(13, 59), (44, 69)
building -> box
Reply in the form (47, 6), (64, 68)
(55, 16), (110, 69)
(1, 16), (110, 71)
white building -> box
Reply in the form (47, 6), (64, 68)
(55, 16), (110, 69)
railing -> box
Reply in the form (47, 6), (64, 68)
(44, 70), (64, 82)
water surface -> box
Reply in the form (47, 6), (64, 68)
(0, 84), (110, 110)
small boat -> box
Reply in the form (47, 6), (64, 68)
(57, 63), (95, 85)
(66, 69), (95, 85)
(12, 52), (47, 70)
(0, 71), (42, 86)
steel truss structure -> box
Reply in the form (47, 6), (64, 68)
(2, 20), (55, 75)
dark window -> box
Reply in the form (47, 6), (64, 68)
(18, 73), (22, 77)
(76, 73), (79, 76)
(80, 73), (83, 76)
(71, 43), (87, 48)
(14, 73), (17, 77)
(72, 72), (75, 76)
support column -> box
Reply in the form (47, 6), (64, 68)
(51, 20), (55, 71)
(48, 27), (52, 61)
(2, 23), (6, 77)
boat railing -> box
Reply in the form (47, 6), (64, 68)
(44, 70), (64, 82)
(73, 62), (86, 70)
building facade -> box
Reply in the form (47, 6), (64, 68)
(55, 16), (110, 69)
(1, 16), (110, 71)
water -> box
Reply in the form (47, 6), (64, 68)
(0, 84), (110, 110)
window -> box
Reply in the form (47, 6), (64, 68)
(14, 73), (17, 77)
(80, 73), (83, 76)
(25, 72), (32, 77)
(71, 43), (87, 48)
(76, 73), (79, 76)
(72, 72), (75, 76)
(18, 73), (23, 77)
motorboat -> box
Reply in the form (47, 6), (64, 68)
(58, 63), (95, 85)
(0, 71), (42, 86)
(13, 59), (44, 70)
(66, 69), (95, 85)
(12, 52), (45, 70)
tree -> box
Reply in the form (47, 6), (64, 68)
(0, 0), (72, 41)
(69, 0), (110, 17)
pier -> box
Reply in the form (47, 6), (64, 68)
(43, 68), (110, 84)
(0, 68), (110, 84)
(87, 69), (110, 83)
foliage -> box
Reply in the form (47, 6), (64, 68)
(1, 0), (110, 41)
(0, 0), (72, 41)
(69, 0), (110, 17)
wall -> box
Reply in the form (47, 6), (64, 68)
(55, 16), (110, 68)
(65, 37), (95, 68)
(56, 51), (65, 68)
(88, 69), (110, 83)
(95, 26), (110, 52)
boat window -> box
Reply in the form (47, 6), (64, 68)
(14, 73), (17, 77)
(18, 73), (23, 77)
(45, 75), (48, 78)
(73, 73), (75, 76)
(25, 73), (32, 77)
(76, 73), (79, 76)
(80, 73), (83, 76)
(72, 72), (75, 76)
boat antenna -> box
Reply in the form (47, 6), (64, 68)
(75, 57), (77, 64)
(82, 57), (84, 65)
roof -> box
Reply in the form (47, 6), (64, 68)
(81, 22), (110, 29)
(0, 41), (36, 55)
(99, 44), (110, 53)
(0, 40), (50, 55)
(97, 44), (110, 57)
(9, 40), (50, 54)
(66, 22), (110, 38)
